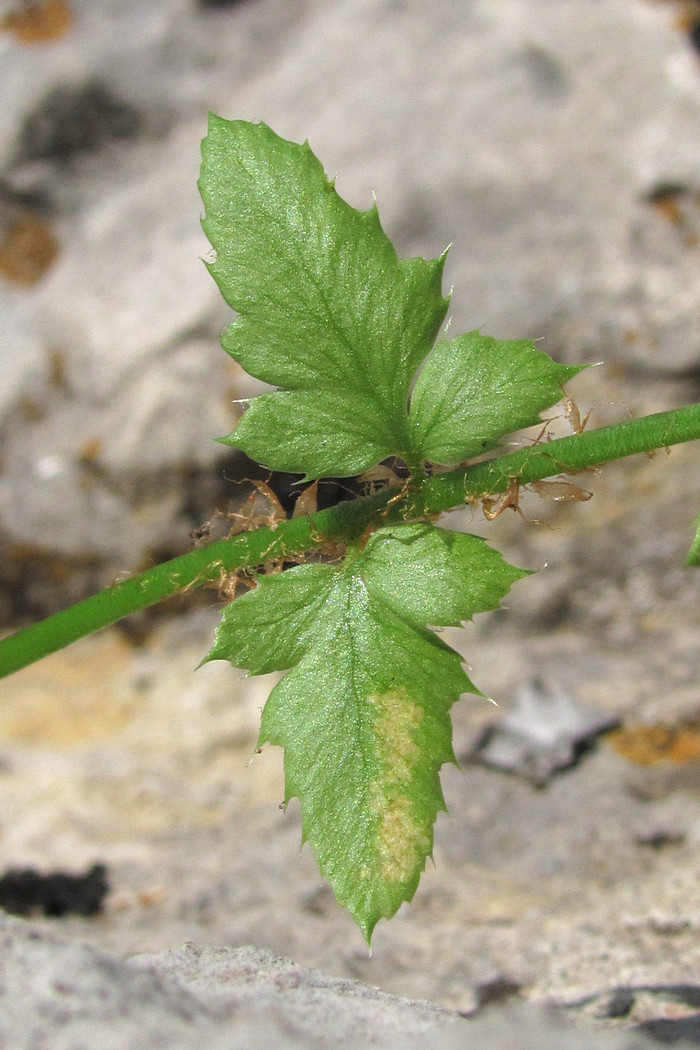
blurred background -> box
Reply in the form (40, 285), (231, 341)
(0, 0), (699, 1022)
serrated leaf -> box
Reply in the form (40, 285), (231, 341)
(408, 329), (585, 465)
(204, 522), (527, 939)
(199, 116), (449, 478)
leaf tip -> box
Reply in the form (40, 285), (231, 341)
(561, 361), (590, 382)
(205, 110), (224, 131)
(359, 916), (378, 946)
(195, 647), (217, 670)
(214, 431), (238, 448)
(686, 512), (700, 566)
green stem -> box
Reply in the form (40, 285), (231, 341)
(0, 486), (393, 679)
(1, 403), (699, 678)
(418, 402), (700, 514)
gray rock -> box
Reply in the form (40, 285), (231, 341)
(1, 609), (699, 1036)
(1, 4), (699, 1045)
(0, 912), (683, 1050)
(470, 678), (620, 785)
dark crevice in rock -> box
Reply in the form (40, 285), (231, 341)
(0, 863), (109, 918)
(0, 451), (366, 629)
(12, 81), (145, 168)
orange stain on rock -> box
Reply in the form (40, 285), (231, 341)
(1, 0), (73, 43)
(608, 724), (700, 766)
(0, 213), (60, 285)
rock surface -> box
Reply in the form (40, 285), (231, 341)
(1, 0), (699, 1047)
(1, 606), (699, 1042)
(0, 912), (690, 1049)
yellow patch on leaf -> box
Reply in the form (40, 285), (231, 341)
(366, 689), (430, 882)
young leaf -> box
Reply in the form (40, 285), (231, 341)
(199, 117), (448, 478)
(409, 330), (585, 465)
(204, 522), (528, 939)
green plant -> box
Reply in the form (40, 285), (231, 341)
(1, 117), (699, 940)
